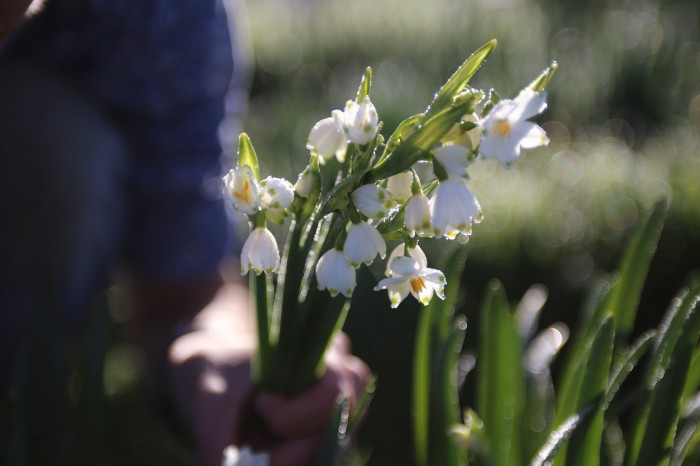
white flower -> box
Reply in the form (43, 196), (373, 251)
(432, 145), (471, 179)
(351, 184), (396, 220)
(295, 167), (313, 198)
(307, 117), (348, 163)
(386, 171), (414, 202)
(480, 89), (549, 165)
(404, 193), (433, 237)
(223, 165), (260, 214)
(241, 227), (280, 275)
(316, 249), (356, 297)
(430, 178), (482, 239)
(375, 245), (446, 308)
(332, 96), (379, 145)
(441, 113), (482, 150)
(222, 445), (269, 466)
(344, 221), (386, 267)
(259, 176), (294, 211)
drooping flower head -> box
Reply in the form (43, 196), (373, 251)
(430, 178), (482, 240)
(307, 117), (348, 163)
(375, 244), (446, 308)
(241, 226), (280, 275)
(404, 193), (433, 238)
(344, 221), (387, 267)
(316, 249), (356, 297)
(432, 145), (472, 179)
(332, 95), (379, 145)
(259, 177), (294, 211)
(480, 89), (549, 165)
(386, 171), (414, 202)
(351, 184), (396, 220)
(223, 165), (260, 214)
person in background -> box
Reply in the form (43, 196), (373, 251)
(0, 1), (371, 465)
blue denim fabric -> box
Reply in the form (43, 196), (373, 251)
(0, 0), (241, 390)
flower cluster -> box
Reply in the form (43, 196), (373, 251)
(223, 43), (552, 310)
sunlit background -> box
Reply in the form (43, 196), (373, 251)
(103, 0), (700, 464)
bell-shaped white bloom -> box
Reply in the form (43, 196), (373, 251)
(430, 178), (482, 239)
(385, 243), (427, 277)
(386, 171), (414, 202)
(433, 145), (471, 179)
(307, 117), (348, 163)
(480, 89), (549, 165)
(222, 445), (269, 466)
(404, 193), (433, 237)
(441, 113), (482, 151)
(223, 165), (260, 215)
(295, 167), (313, 198)
(241, 227), (280, 275)
(316, 249), (356, 297)
(375, 247), (446, 308)
(259, 176), (294, 211)
(344, 221), (386, 267)
(332, 96), (379, 145)
(351, 184), (396, 220)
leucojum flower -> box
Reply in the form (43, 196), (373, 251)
(222, 40), (555, 463)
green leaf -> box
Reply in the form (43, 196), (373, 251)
(356, 67), (372, 102)
(670, 393), (700, 466)
(530, 407), (591, 466)
(251, 271), (273, 385)
(237, 133), (260, 181)
(527, 61), (559, 92)
(605, 330), (656, 415)
(426, 39), (497, 118)
(413, 246), (469, 466)
(478, 280), (525, 466)
(371, 103), (472, 180)
(605, 199), (666, 347)
(625, 284), (700, 466)
(314, 395), (350, 466)
(682, 349), (700, 401)
(566, 317), (615, 466)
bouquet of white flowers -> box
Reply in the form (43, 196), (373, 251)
(222, 39), (556, 462)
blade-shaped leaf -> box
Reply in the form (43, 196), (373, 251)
(625, 284), (700, 466)
(530, 407), (591, 466)
(605, 199), (666, 347)
(527, 61), (559, 93)
(356, 67), (372, 102)
(426, 39), (497, 117)
(237, 133), (260, 181)
(478, 280), (525, 466)
(566, 317), (615, 466)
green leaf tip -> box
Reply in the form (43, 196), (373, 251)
(528, 61), (559, 92)
(357, 66), (372, 102)
(238, 132), (260, 181)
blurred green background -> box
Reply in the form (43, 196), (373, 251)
(100, 0), (700, 464)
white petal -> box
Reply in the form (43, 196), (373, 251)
(344, 222), (386, 267)
(433, 145), (471, 177)
(407, 245), (428, 270)
(307, 117), (347, 162)
(513, 89), (548, 121)
(351, 184), (395, 219)
(375, 277), (412, 308)
(514, 121), (549, 150)
(316, 249), (356, 297)
(241, 227), (280, 275)
(390, 256), (421, 277)
(224, 166), (260, 214)
(259, 177), (295, 211)
(387, 171), (414, 202)
(404, 194), (433, 237)
(385, 243), (405, 276)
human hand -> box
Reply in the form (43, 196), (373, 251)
(249, 332), (372, 466)
(163, 272), (371, 466)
